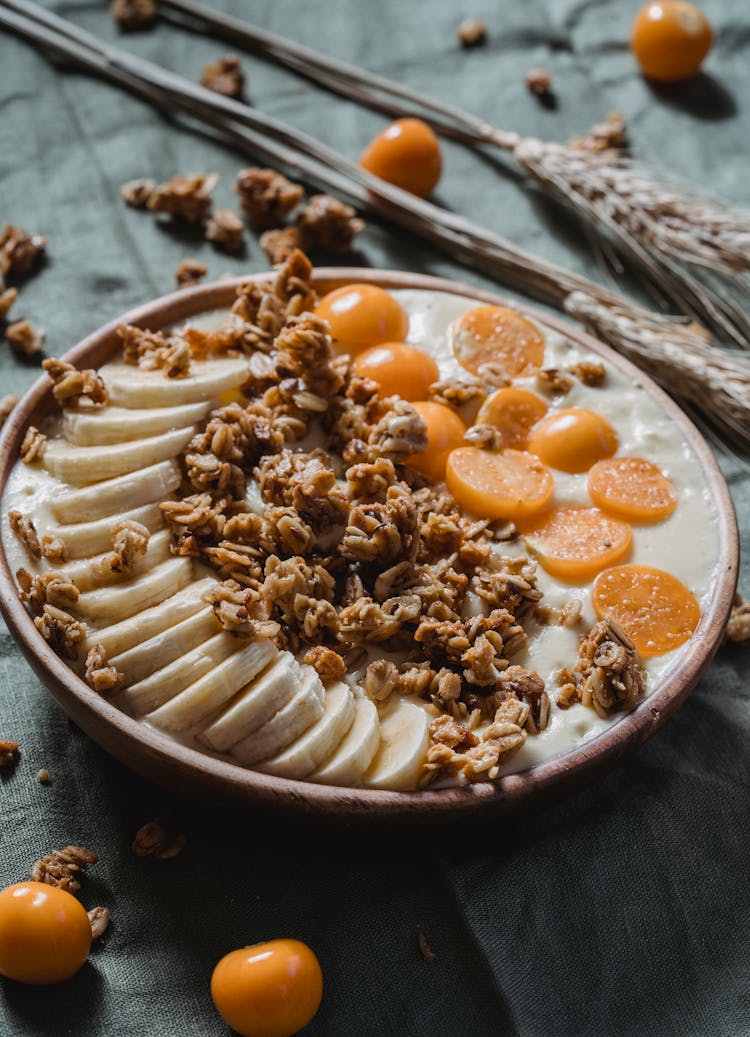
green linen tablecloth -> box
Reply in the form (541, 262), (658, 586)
(1, 1), (749, 1034)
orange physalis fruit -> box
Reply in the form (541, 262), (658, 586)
(452, 305), (545, 380)
(408, 401), (467, 482)
(631, 1), (713, 82)
(527, 407), (618, 474)
(352, 342), (439, 402)
(211, 938), (323, 1037)
(588, 457), (677, 523)
(314, 284), (409, 355)
(592, 565), (700, 658)
(476, 386), (548, 449)
(0, 882), (92, 985)
(521, 506), (632, 582)
(446, 447), (554, 522)
(359, 117), (442, 198)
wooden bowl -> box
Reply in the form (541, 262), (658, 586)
(0, 270), (738, 824)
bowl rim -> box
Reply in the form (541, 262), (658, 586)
(0, 268), (738, 821)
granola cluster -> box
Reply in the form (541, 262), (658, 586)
(201, 54), (245, 98)
(1, 224), (48, 359)
(556, 617), (647, 718)
(30, 845), (97, 893)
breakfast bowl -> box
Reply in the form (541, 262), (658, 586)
(0, 263), (738, 823)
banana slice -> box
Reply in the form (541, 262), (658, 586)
(51, 460), (181, 524)
(76, 557), (192, 625)
(58, 529), (172, 592)
(146, 638), (277, 733)
(309, 697), (380, 787)
(230, 662), (324, 766)
(256, 681), (355, 781)
(199, 651), (304, 753)
(63, 402), (210, 446)
(100, 358), (248, 408)
(110, 606), (221, 686)
(121, 630), (245, 715)
(43, 426), (195, 486)
(87, 576), (216, 656)
(47, 503), (164, 560)
(362, 699), (430, 792)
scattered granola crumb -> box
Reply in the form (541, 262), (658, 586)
(418, 929), (436, 961)
(570, 358), (606, 387)
(526, 68), (552, 96)
(0, 740), (20, 767)
(121, 177), (156, 208)
(260, 227), (303, 266)
(457, 17), (486, 47)
(31, 845), (97, 893)
(0, 286), (18, 321)
(6, 319), (44, 359)
(85, 644), (124, 695)
(87, 906), (110, 940)
(536, 367), (573, 397)
(20, 425), (46, 464)
(726, 594), (750, 644)
(9, 510), (41, 559)
(0, 394), (18, 428)
(205, 209), (245, 252)
(303, 645), (346, 683)
(43, 358), (109, 409)
(175, 257), (208, 288)
(164, 338), (191, 378)
(131, 819), (187, 859)
(0, 225), (47, 277)
(570, 112), (627, 154)
(463, 424), (503, 450)
(201, 54), (245, 98)
(41, 533), (68, 563)
(429, 376), (488, 412)
(235, 167), (305, 228)
(37, 768), (50, 783)
(297, 194), (364, 254)
(148, 173), (219, 223)
(110, 0), (158, 31)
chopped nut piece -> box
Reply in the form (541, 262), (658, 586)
(33, 604), (87, 659)
(6, 319), (44, 358)
(0, 394), (18, 428)
(463, 424), (503, 450)
(85, 644), (124, 695)
(364, 658), (399, 703)
(303, 645), (346, 683)
(235, 167), (305, 228)
(43, 358), (108, 409)
(18, 568), (79, 612)
(110, 0), (158, 31)
(526, 68), (552, 96)
(0, 224), (47, 276)
(88, 906), (110, 940)
(570, 358), (606, 386)
(297, 195), (364, 254)
(37, 768), (50, 783)
(31, 845), (97, 893)
(132, 819), (187, 859)
(570, 112), (627, 154)
(536, 367), (574, 396)
(121, 178), (156, 208)
(457, 18), (486, 47)
(429, 377), (487, 412)
(0, 286), (18, 321)
(41, 534), (68, 563)
(108, 520), (151, 574)
(8, 510), (41, 559)
(148, 173), (219, 223)
(260, 227), (303, 266)
(175, 257), (208, 288)
(726, 594), (750, 644)
(201, 54), (245, 98)
(418, 930), (436, 961)
(574, 618), (646, 718)
(20, 425), (46, 464)
(205, 209), (245, 252)
(0, 740), (19, 767)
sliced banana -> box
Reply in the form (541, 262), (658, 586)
(256, 681), (355, 781)
(47, 503), (164, 560)
(51, 460), (181, 524)
(63, 402), (210, 446)
(199, 651), (304, 753)
(76, 557), (192, 625)
(310, 697), (380, 787)
(121, 630), (244, 715)
(110, 606), (221, 686)
(58, 529), (172, 592)
(230, 662), (324, 766)
(100, 357), (247, 408)
(362, 699), (430, 792)
(146, 638), (277, 733)
(87, 576), (216, 656)
(43, 426), (195, 486)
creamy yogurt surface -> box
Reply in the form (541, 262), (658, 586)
(0, 286), (721, 780)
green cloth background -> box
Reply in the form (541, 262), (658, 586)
(2, 1), (750, 1034)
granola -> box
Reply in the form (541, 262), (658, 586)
(235, 168), (305, 228)
(31, 845), (97, 893)
(726, 594), (750, 644)
(85, 644), (124, 695)
(110, 0), (157, 30)
(201, 54), (245, 98)
(175, 257), (208, 288)
(121, 178), (156, 208)
(8, 510), (41, 559)
(20, 425), (46, 464)
(297, 195), (364, 253)
(0, 225), (47, 277)
(574, 618), (647, 718)
(148, 173), (219, 223)
(6, 319), (44, 358)
(205, 210), (245, 253)
(43, 358), (108, 408)
(131, 819), (187, 859)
